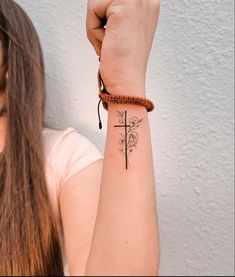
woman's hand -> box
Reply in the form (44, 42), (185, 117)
(86, 0), (160, 97)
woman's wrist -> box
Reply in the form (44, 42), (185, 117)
(101, 78), (146, 98)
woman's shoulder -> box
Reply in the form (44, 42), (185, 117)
(42, 126), (104, 184)
(42, 126), (76, 155)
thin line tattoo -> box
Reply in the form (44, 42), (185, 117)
(114, 110), (143, 170)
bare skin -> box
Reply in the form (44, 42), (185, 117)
(1, 0), (160, 275)
(60, 0), (160, 275)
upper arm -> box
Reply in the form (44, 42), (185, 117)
(59, 158), (103, 276)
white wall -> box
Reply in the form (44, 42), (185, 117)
(16, 0), (235, 276)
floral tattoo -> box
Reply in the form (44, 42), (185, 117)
(114, 110), (143, 169)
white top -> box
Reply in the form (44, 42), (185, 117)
(42, 127), (104, 275)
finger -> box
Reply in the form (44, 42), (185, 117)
(90, 38), (102, 57)
(87, 0), (112, 23)
(86, 3), (106, 55)
(86, 0), (114, 55)
(86, 30), (103, 56)
(86, 8), (105, 40)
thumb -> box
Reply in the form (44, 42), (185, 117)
(86, 1), (107, 56)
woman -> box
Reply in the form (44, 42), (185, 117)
(0, 0), (160, 275)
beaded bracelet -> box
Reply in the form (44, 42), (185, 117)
(97, 57), (156, 129)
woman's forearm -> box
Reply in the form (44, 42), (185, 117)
(85, 101), (159, 276)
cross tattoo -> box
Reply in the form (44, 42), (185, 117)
(114, 110), (131, 170)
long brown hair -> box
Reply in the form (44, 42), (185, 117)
(0, 0), (64, 275)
